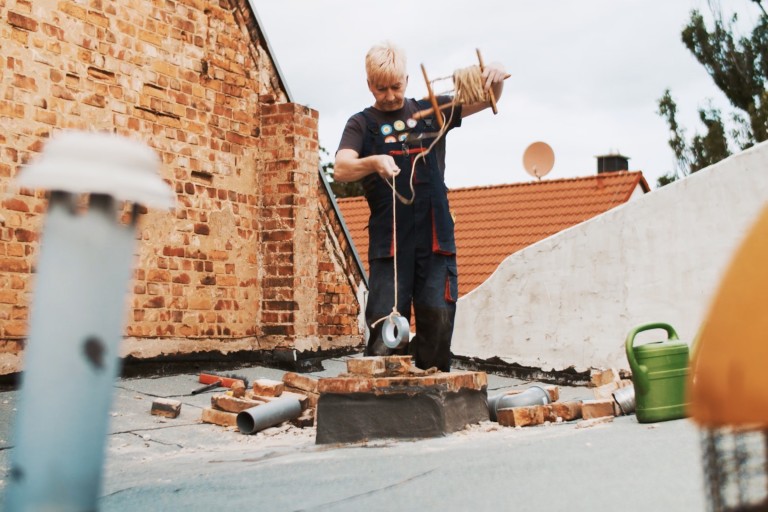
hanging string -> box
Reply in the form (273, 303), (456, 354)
(370, 172), (401, 330)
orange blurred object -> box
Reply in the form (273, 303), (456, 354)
(688, 205), (768, 427)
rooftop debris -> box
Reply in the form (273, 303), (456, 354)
(201, 373), (319, 432)
(194, 361), (637, 439)
(150, 398), (182, 419)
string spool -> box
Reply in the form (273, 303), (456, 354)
(414, 48), (508, 124)
(452, 65), (489, 105)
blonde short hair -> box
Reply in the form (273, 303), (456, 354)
(365, 41), (407, 85)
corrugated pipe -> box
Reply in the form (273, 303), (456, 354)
(237, 397), (303, 435)
(488, 386), (551, 421)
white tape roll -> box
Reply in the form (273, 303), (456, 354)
(381, 314), (410, 349)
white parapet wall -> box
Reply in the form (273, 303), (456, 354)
(453, 140), (768, 372)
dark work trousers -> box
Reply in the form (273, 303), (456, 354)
(365, 186), (458, 372)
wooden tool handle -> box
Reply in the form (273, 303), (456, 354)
(412, 100), (458, 120)
(199, 373), (245, 388)
(476, 48), (498, 115)
(421, 63), (444, 128)
(191, 380), (222, 395)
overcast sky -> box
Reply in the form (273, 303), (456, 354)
(253, 1), (762, 190)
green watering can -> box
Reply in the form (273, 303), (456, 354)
(625, 322), (689, 423)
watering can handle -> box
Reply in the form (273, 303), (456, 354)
(625, 322), (680, 393)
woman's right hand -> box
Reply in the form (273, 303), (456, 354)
(372, 155), (400, 180)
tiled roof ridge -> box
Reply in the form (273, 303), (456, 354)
(336, 171), (646, 203)
(336, 195), (367, 204)
(449, 171), (645, 194)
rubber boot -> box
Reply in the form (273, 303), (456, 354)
(409, 304), (455, 371)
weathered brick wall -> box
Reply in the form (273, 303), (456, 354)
(317, 189), (366, 341)
(0, 0), (364, 376)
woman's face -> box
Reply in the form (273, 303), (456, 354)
(368, 74), (408, 112)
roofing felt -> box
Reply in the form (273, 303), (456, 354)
(336, 171), (649, 297)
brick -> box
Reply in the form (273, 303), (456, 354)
(0, 290), (17, 304)
(200, 407), (238, 428)
(592, 381), (619, 399)
(230, 380), (245, 398)
(590, 368), (620, 387)
(282, 372), (319, 393)
(544, 385), (559, 402)
(3, 198), (29, 212)
(382, 355), (412, 375)
(497, 406), (545, 427)
(8, 12), (38, 32)
(150, 398), (181, 418)
(59, 2), (86, 20)
(542, 404), (559, 423)
(252, 378), (284, 397)
(250, 390), (309, 410)
(0, 256), (29, 272)
(346, 357), (386, 376)
(581, 399), (616, 419)
(317, 371), (487, 396)
(211, 394), (265, 413)
(550, 401), (583, 422)
(3, 320), (29, 337)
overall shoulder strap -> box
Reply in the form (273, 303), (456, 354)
(359, 108), (381, 158)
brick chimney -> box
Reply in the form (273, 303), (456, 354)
(596, 153), (629, 173)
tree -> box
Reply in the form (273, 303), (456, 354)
(657, 2), (767, 186)
(319, 145), (364, 199)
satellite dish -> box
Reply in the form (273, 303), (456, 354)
(523, 141), (555, 180)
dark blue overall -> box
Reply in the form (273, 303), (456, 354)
(359, 100), (459, 371)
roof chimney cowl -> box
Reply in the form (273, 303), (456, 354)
(596, 153), (629, 174)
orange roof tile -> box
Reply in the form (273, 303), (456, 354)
(336, 171), (648, 297)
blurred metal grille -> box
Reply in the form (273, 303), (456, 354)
(702, 428), (768, 512)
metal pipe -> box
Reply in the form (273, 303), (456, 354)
(6, 131), (172, 512)
(237, 397), (303, 435)
(612, 385), (636, 415)
(488, 386), (551, 421)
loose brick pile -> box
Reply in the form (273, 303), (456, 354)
(201, 374), (318, 431)
(494, 368), (635, 428)
(197, 363), (638, 438)
(318, 356), (487, 395)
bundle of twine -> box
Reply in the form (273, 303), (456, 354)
(452, 65), (489, 105)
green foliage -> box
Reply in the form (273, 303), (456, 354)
(319, 145), (364, 199)
(328, 176), (365, 199)
(689, 103), (732, 172)
(657, 4), (767, 187)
